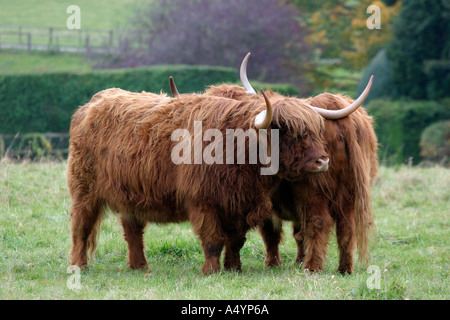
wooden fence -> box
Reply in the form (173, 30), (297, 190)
(0, 132), (70, 159)
(0, 24), (122, 55)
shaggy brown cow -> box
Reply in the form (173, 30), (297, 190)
(196, 52), (378, 274)
(262, 93), (378, 274)
(67, 85), (330, 274)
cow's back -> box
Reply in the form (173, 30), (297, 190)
(67, 88), (187, 221)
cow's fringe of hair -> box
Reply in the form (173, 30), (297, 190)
(204, 84), (324, 139)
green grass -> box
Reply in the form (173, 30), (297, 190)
(0, 161), (448, 300)
(0, 50), (91, 74)
(0, 0), (140, 75)
(0, 0), (138, 30)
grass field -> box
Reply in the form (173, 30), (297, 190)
(0, 50), (91, 74)
(0, 0), (137, 30)
(0, 0), (139, 75)
(0, 160), (448, 300)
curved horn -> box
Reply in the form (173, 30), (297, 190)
(169, 76), (180, 97)
(240, 52), (257, 95)
(255, 89), (273, 129)
(306, 75), (374, 119)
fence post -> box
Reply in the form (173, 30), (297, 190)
(78, 29), (82, 48)
(109, 30), (113, 49)
(85, 35), (90, 56)
(27, 33), (31, 53)
(48, 27), (53, 50)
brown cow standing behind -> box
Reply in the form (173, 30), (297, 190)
(67, 86), (329, 274)
(263, 93), (378, 274)
(199, 53), (378, 274)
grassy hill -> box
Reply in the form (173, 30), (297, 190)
(0, 0), (137, 29)
(0, 50), (91, 74)
(0, 0), (139, 74)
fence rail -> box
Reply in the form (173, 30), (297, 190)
(0, 132), (70, 159)
(0, 24), (122, 54)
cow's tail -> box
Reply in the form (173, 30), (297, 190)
(349, 112), (378, 266)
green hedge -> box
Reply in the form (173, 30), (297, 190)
(0, 65), (238, 134)
(366, 99), (450, 165)
(248, 81), (299, 96)
(420, 120), (450, 166)
(0, 65), (300, 135)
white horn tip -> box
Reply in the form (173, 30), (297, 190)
(240, 52), (257, 95)
(254, 110), (267, 127)
(359, 74), (374, 100)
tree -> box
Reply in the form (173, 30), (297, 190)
(386, 0), (450, 99)
(343, 0), (401, 69)
(97, 0), (312, 90)
(290, 0), (401, 69)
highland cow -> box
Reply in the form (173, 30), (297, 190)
(67, 84), (329, 274)
(262, 91), (378, 274)
(195, 52), (378, 274)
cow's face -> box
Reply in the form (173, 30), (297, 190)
(264, 96), (329, 181)
(200, 84), (330, 180)
(276, 127), (329, 181)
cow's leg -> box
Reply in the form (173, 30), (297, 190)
(293, 221), (305, 264)
(223, 193), (273, 271)
(259, 217), (283, 267)
(302, 199), (333, 272)
(201, 239), (224, 275)
(188, 203), (224, 275)
(70, 200), (103, 270)
(223, 234), (246, 272)
(335, 209), (356, 275)
(121, 215), (148, 270)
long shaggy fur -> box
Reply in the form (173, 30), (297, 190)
(204, 84), (378, 274)
(304, 93), (378, 266)
(67, 86), (327, 274)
